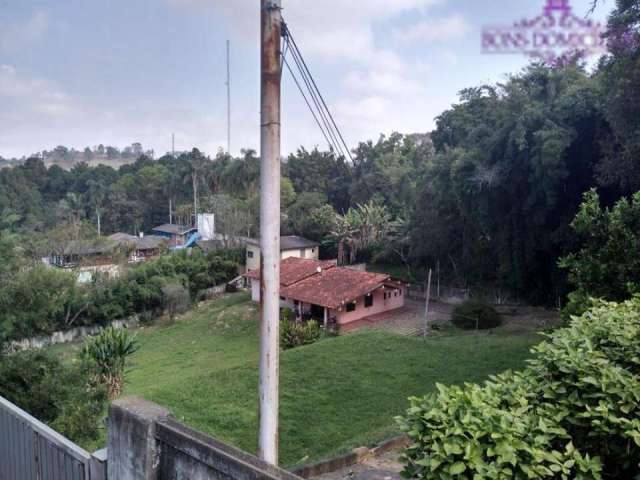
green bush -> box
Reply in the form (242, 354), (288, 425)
(0, 249), (239, 342)
(0, 350), (107, 445)
(451, 300), (502, 330)
(280, 310), (322, 350)
(82, 327), (139, 399)
(398, 297), (640, 479)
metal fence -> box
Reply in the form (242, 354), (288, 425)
(0, 395), (101, 480)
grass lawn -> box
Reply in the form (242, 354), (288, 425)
(55, 292), (541, 467)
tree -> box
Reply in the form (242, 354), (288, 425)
(595, 0), (640, 193)
(412, 64), (605, 303)
(161, 283), (191, 322)
(81, 327), (140, 399)
(559, 189), (640, 314)
(86, 179), (108, 236)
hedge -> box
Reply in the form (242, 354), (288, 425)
(398, 297), (640, 479)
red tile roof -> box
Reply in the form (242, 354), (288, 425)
(244, 257), (337, 287)
(283, 267), (390, 309)
(245, 257), (392, 309)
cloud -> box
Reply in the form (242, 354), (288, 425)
(392, 15), (470, 44)
(0, 10), (49, 53)
(0, 65), (74, 118)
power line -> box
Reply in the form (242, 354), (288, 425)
(281, 21), (353, 162)
(283, 55), (337, 155)
(283, 31), (345, 158)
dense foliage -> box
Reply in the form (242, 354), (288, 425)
(0, 0), (638, 312)
(0, 249), (238, 344)
(0, 350), (107, 445)
(451, 301), (502, 330)
(399, 297), (640, 479)
(280, 310), (323, 350)
(560, 189), (640, 316)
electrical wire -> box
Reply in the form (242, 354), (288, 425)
(281, 20), (353, 162)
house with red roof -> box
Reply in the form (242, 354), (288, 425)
(244, 257), (406, 332)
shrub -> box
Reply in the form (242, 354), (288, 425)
(0, 350), (107, 445)
(280, 310), (322, 350)
(82, 327), (140, 399)
(161, 282), (191, 321)
(398, 297), (640, 479)
(451, 300), (502, 330)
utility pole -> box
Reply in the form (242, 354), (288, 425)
(258, 0), (282, 466)
(172, 133), (175, 156)
(423, 268), (432, 338)
(226, 39), (231, 154)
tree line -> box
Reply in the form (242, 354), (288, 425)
(1, 0), (638, 307)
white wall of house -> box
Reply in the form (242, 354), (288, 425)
(246, 244), (261, 271)
(246, 245), (319, 272)
(281, 247), (319, 261)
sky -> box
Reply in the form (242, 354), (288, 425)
(0, 0), (613, 159)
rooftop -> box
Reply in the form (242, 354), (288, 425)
(245, 257), (337, 287)
(245, 257), (393, 308)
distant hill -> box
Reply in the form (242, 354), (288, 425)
(1, 143), (155, 170)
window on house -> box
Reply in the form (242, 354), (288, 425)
(299, 248), (306, 258)
(346, 302), (356, 312)
(247, 251), (254, 258)
(365, 294), (374, 308)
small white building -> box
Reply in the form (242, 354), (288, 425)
(245, 236), (319, 271)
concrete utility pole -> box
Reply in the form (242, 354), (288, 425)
(258, 0), (282, 466)
(424, 268), (432, 338)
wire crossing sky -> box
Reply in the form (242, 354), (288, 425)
(0, 0), (612, 159)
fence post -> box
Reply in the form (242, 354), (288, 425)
(107, 396), (170, 480)
(90, 448), (108, 480)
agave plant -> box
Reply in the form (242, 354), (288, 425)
(82, 327), (140, 399)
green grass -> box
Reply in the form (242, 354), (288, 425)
(55, 292), (540, 467)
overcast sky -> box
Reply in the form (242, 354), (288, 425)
(0, 0), (612, 159)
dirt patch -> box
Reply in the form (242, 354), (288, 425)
(312, 449), (404, 480)
(362, 300), (562, 336)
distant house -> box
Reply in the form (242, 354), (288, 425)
(245, 236), (319, 271)
(49, 240), (121, 283)
(151, 224), (198, 247)
(244, 257), (406, 332)
(49, 233), (169, 284)
(108, 233), (167, 262)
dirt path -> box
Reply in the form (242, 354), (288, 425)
(312, 449), (404, 480)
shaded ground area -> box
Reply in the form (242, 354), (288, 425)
(349, 299), (562, 337)
(314, 449), (404, 480)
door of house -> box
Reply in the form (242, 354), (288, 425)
(310, 304), (324, 320)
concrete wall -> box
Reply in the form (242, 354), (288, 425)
(335, 287), (405, 327)
(281, 247), (318, 261)
(108, 396), (301, 480)
(6, 316), (140, 353)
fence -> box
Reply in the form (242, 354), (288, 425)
(407, 283), (470, 303)
(0, 395), (106, 480)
